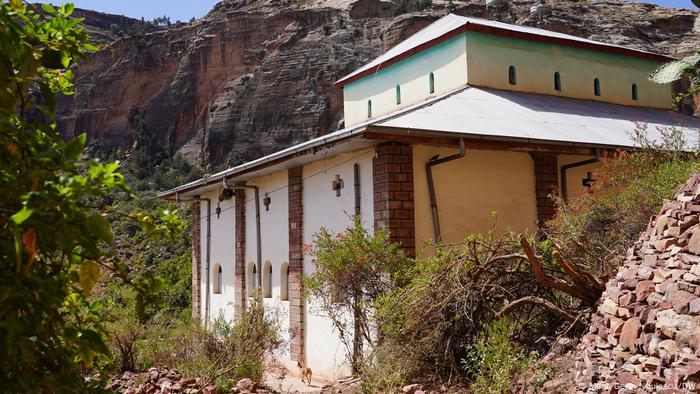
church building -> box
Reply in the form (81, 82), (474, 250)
(159, 14), (700, 377)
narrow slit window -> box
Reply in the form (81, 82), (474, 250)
(263, 260), (272, 298)
(280, 262), (289, 301)
(594, 78), (601, 96)
(508, 66), (516, 85)
(632, 83), (638, 101)
(213, 264), (222, 294)
(246, 262), (256, 297)
(429, 72), (435, 94)
(395, 85), (401, 105)
(554, 72), (561, 91)
(367, 100), (372, 118)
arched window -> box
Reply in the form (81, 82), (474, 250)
(280, 262), (289, 301)
(263, 260), (272, 298)
(508, 66), (516, 85)
(213, 263), (222, 294)
(429, 72), (435, 94)
(632, 83), (639, 101)
(246, 261), (256, 297)
(594, 78), (601, 96)
(554, 72), (561, 91)
(367, 100), (372, 118)
(395, 85), (401, 105)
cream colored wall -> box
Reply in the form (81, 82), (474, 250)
(558, 155), (600, 200)
(302, 149), (375, 378)
(343, 34), (468, 127)
(413, 146), (538, 252)
(465, 32), (672, 109)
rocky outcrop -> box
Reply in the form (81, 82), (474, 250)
(572, 175), (700, 392)
(57, 0), (700, 168)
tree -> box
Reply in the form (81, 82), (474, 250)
(0, 2), (180, 391)
(304, 218), (411, 374)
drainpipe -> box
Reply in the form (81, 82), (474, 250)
(560, 148), (600, 201)
(195, 196), (212, 328)
(426, 138), (466, 242)
(223, 179), (262, 293)
(354, 163), (361, 217)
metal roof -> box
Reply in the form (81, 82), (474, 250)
(335, 13), (672, 87)
(376, 87), (700, 149)
(159, 87), (699, 199)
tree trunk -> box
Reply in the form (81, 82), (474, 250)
(352, 288), (363, 375)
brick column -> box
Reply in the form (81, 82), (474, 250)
(234, 189), (247, 318)
(530, 152), (559, 225)
(288, 167), (305, 362)
(192, 201), (201, 320)
(373, 142), (416, 257)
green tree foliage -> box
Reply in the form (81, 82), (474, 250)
(0, 2), (181, 391)
(304, 217), (411, 373)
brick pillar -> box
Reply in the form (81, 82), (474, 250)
(192, 201), (201, 320)
(234, 189), (247, 318)
(373, 142), (416, 257)
(288, 167), (305, 362)
(530, 152), (559, 225)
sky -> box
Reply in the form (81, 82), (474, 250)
(34, 0), (698, 22)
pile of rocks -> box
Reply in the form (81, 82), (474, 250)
(575, 175), (700, 392)
(108, 367), (217, 394)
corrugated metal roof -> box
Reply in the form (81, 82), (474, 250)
(376, 87), (700, 149)
(159, 87), (700, 199)
(335, 13), (671, 87)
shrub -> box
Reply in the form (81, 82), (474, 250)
(305, 217), (412, 373)
(462, 319), (535, 394)
(372, 219), (563, 387)
(129, 297), (281, 386)
(546, 124), (699, 276)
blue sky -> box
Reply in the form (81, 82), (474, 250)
(35, 0), (697, 22)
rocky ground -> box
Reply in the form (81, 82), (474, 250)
(57, 0), (700, 169)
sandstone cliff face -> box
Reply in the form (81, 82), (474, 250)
(56, 0), (700, 168)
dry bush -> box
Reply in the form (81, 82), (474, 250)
(106, 296), (282, 388)
(372, 220), (575, 388)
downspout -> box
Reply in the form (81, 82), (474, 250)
(560, 149), (600, 201)
(426, 138), (466, 242)
(354, 163), (361, 217)
(197, 197), (212, 329)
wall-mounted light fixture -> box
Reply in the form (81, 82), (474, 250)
(263, 193), (271, 211)
(332, 175), (344, 197)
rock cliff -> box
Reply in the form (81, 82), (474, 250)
(57, 0), (700, 168)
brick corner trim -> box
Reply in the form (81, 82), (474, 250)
(234, 189), (247, 318)
(192, 201), (201, 320)
(373, 142), (416, 257)
(288, 166), (305, 362)
(530, 152), (559, 225)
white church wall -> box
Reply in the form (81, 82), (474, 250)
(242, 170), (291, 360)
(302, 149), (375, 378)
(198, 189), (237, 324)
